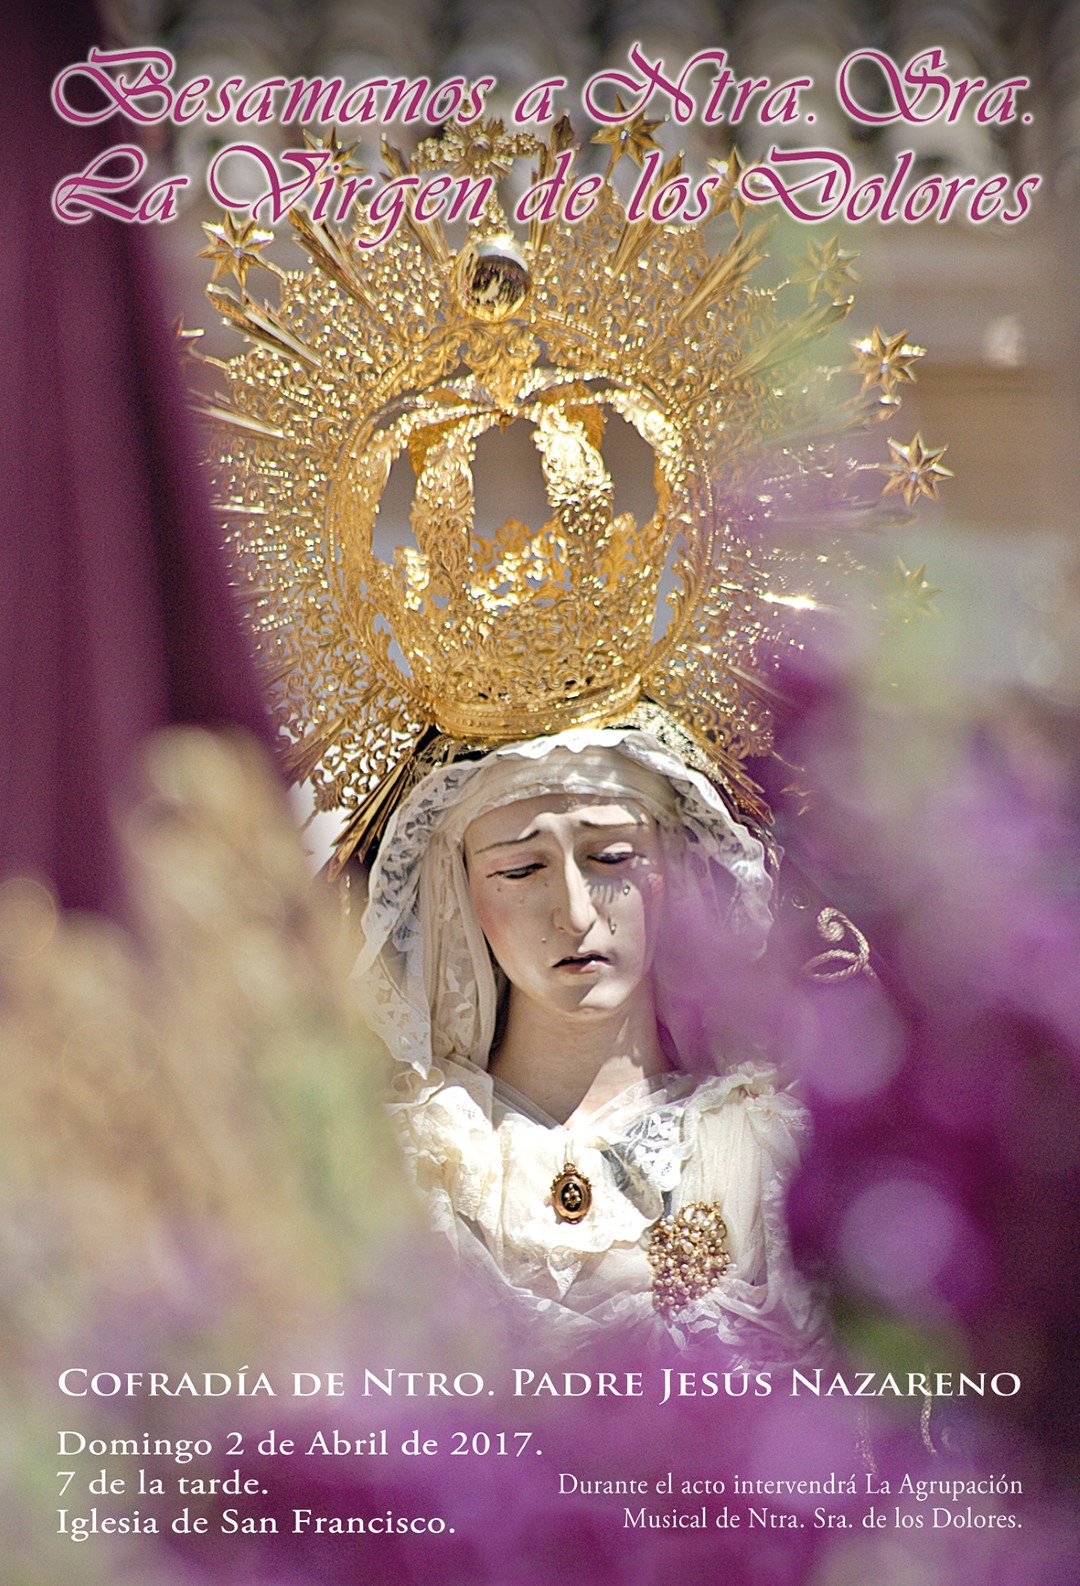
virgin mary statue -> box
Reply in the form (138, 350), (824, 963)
(201, 118), (933, 1358)
(354, 726), (826, 1358)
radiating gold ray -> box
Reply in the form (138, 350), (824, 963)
(207, 287), (324, 370)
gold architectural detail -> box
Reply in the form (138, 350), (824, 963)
(196, 119), (946, 863)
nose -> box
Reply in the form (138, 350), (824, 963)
(552, 856), (599, 937)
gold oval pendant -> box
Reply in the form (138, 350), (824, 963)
(551, 1163), (592, 1223)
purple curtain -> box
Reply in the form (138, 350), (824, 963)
(1, 1), (275, 917)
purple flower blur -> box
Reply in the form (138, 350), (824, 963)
(769, 621), (1080, 1482)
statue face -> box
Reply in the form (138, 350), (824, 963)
(463, 794), (665, 1020)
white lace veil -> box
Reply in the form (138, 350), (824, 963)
(355, 729), (774, 1079)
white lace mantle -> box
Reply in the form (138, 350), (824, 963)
(391, 1059), (826, 1359)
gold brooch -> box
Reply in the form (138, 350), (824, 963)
(647, 1202), (731, 1318)
(551, 1163), (592, 1224)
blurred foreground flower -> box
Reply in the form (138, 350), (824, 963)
(0, 726), (1077, 1586)
(770, 616), (1080, 1493)
(0, 729), (444, 1585)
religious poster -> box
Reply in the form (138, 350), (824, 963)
(3, 3), (1079, 1584)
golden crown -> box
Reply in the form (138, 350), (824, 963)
(193, 116), (947, 867)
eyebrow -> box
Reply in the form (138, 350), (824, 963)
(473, 819), (644, 855)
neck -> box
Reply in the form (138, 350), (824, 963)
(488, 985), (665, 1124)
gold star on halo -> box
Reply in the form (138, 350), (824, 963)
(706, 146), (748, 227)
(780, 781), (814, 817)
(591, 96), (665, 174)
(888, 558), (941, 621)
(852, 327), (925, 394)
(792, 235), (859, 304)
(880, 433), (953, 509)
(172, 314), (230, 374)
(301, 126), (365, 183)
(171, 315), (204, 364)
(198, 214), (278, 295)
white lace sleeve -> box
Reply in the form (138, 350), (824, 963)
(669, 1071), (828, 1362)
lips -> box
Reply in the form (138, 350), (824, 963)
(554, 951), (609, 969)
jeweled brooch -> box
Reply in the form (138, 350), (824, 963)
(647, 1202), (731, 1317)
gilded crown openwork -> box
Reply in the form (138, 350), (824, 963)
(195, 118), (947, 863)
